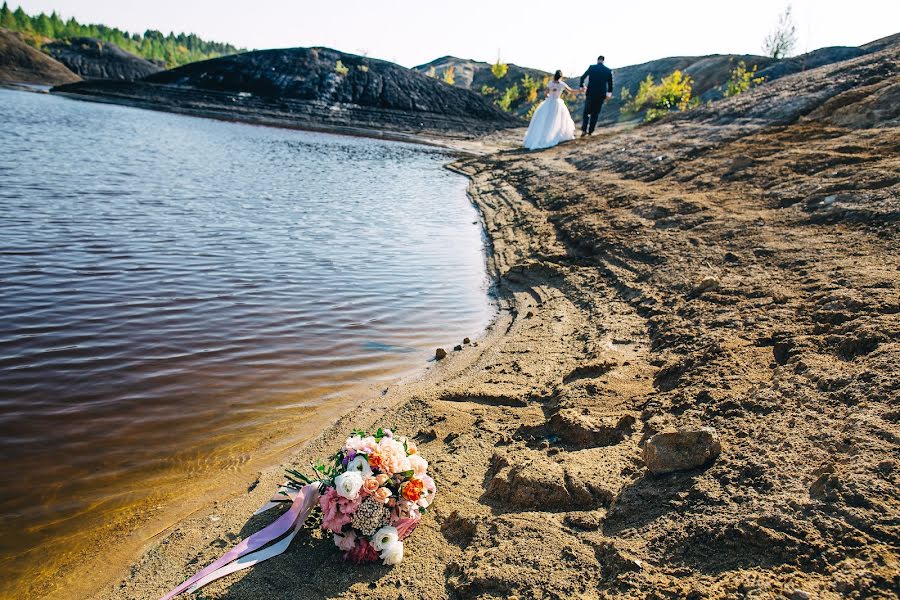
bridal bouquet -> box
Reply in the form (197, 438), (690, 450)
(162, 428), (435, 599)
(305, 428), (436, 564)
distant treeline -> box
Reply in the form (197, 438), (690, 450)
(0, 2), (243, 67)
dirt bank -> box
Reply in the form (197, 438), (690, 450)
(87, 42), (898, 600)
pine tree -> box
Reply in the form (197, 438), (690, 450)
(0, 2), (15, 29)
(12, 6), (32, 31)
(35, 12), (54, 37)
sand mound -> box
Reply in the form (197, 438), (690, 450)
(0, 28), (79, 86)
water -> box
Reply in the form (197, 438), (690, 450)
(0, 89), (493, 597)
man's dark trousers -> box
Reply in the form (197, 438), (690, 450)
(582, 95), (605, 134)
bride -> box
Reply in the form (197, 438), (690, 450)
(523, 70), (582, 150)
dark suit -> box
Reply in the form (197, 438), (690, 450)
(579, 63), (614, 134)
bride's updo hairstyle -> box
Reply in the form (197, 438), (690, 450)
(553, 70), (563, 81)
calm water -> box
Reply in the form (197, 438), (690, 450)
(0, 89), (492, 597)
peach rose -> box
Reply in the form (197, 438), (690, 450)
(375, 474), (389, 485)
(361, 477), (380, 495)
(373, 486), (392, 503)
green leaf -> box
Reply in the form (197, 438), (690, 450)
(398, 470), (415, 478)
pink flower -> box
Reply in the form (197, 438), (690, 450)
(417, 474), (436, 508)
(343, 537), (380, 564)
(319, 488), (352, 533)
(333, 530), (357, 551)
(361, 477), (380, 495)
(344, 435), (378, 454)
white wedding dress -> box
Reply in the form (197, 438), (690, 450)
(523, 80), (576, 150)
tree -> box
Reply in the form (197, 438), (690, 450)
(12, 6), (31, 31)
(763, 4), (798, 59)
(0, 2), (14, 29)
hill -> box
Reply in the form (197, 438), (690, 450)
(0, 27), (78, 85)
(44, 37), (162, 80)
(53, 47), (523, 138)
(421, 38), (894, 126)
(0, 3), (241, 68)
(414, 56), (552, 117)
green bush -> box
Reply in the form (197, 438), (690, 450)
(723, 60), (765, 97)
(491, 58), (508, 80)
(497, 83), (520, 112)
(521, 74), (541, 103)
(335, 60), (349, 76)
(480, 84), (497, 96)
(621, 70), (697, 122)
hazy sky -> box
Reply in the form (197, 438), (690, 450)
(13, 0), (900, 73)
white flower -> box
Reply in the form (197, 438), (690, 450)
(380, 540), (404, 565)
(371, 525), (399, 551)
(333, 531), (356, 551)
(334, 471), (363, 500)
(347, 455), (373, 478)
(408, 454), (428, 477)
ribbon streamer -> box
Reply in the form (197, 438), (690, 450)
(161, 481), (321, 599)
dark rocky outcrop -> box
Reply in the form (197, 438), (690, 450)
(0, 28), (79, 86)
(756, 46), (867, 82)
(43, 37), (162, 81)
(53, 46), (522, 138)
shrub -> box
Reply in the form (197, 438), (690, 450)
(491, 58), (508, 80)
(723, 60), (765, 97)
(481, 84), (497, 96)
(335, 60), (349, 76)
(497, 83), (520, 112)
(442, 66), (455, 85)
(521, 73), (540, 103)
(425, 65), (436, 78)
(356, 64), (369, 73)
(620, 70), (696, 122)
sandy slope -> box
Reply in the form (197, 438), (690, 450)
(83, 42), (900, 600)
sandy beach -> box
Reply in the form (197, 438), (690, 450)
(59, 42), (900, 600)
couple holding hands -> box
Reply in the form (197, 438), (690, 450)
(523, 55), (614, 150)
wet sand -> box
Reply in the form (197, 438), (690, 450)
(76, 42), (900, 599)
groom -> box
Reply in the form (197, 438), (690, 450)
(579, 55), (614, 136)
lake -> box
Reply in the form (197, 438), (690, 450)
(0, 89), (493, 598)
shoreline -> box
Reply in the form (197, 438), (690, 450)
(0, 91), (513, 600)
(48, 87), (525, 156)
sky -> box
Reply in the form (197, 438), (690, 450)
(12, 0), (900, 74)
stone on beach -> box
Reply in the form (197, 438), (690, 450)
(643, 427), (722, 474)
(435, 348), (447, 360)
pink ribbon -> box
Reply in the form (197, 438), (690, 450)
(160, 482), (320, 600)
